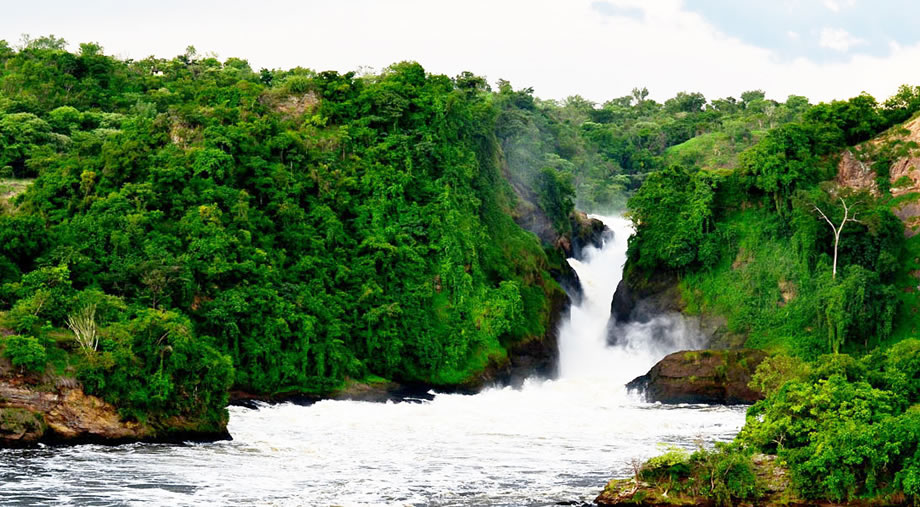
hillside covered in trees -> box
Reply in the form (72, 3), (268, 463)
(611, 84), (920, 504)
(0, 37), (589, 432)
(0, 36), (818, 435)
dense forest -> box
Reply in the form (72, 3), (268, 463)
(620, 83), (920, 503)
(0, 36), (808, 432)
(0, 37), (594, 430)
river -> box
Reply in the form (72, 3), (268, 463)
(0, 215), (746, 506)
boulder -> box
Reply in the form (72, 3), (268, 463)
(569, 211), (607, 258)
(626, 349), (767, 405)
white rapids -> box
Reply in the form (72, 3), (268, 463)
(0, 215), (746, 506)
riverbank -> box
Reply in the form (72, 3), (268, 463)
(0, 372), (229, 447)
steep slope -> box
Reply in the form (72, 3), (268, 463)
(837, 114), (920, 235)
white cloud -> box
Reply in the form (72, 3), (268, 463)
(819, 27), (866, 52)
(0, 0), (916, 105)
(787, 30), (800, 40)
(823, 0), (856, 12)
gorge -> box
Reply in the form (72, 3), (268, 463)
(0, 216), (746, 505)
(4, 38), (920, 505)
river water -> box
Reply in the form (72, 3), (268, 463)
(0, 216), (746, 506)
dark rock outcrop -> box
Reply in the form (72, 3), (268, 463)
(609, 262), (743, 349)
(569, 211), (607, 258)
(626, 349), (767, 405)
(611, 263), (683, 324)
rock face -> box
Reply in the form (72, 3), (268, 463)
(0, 376), (143, 446)
(609, 262), (743, 349)
(569, 211), (607, 258)
(611, 264), (683, 323)
(626, 349), (767, 405)
(0, 374), (229, 447)
(837, 115), (920, 236)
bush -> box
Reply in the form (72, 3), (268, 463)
(637, 443), (761, 506)
(78, 309), (234, 428)
(3, 335), (46, 372)
(749, 354), (810, 397)
(642, 445), (691, 481)
(690, 444), (761, 506)
(739, 349), (920, 502)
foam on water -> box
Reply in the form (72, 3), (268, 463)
(0, 215), (745, 506)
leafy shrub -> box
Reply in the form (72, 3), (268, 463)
(78, 309), (233, 428)
(638, 443), (761, 506)
(749, 354), (810, 397)
(642, 445), (691, 481)
(690, 443), (761, 506)
(3, 335), (46, 373)
(739, 347), (920, 502)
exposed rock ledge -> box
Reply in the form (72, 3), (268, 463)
(626, 349), (767, 405)
(0, 375), (228, 447)
(596, 454), (812, 506)
(610, 261), (745, 349)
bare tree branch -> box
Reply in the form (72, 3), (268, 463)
(814, 197), (860, 279)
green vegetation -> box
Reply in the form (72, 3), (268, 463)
(625, 85), (920, 502)
(0, 38), (578, 428)
(495, 84), (807, 214)
(629, 89), (919, 356)
(599, 443), (763, 506)
(738, 347), (920, 502)
(0, 36), (820, 430)
(641, 443), (761, 505)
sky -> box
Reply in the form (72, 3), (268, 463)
(3, 0), (920, 104)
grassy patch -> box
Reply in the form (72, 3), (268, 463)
(665, 130), (767, 172)
(0, 178), (34, 213)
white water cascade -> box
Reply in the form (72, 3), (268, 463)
(0, 215), (746, 506)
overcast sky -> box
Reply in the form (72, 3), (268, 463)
(4, 0), (919, 104)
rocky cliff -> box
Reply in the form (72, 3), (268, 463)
(837, 114), (920, 235)
(626, 349), (767, 405)
(611, 265), (683, 323)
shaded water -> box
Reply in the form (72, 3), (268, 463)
(0, 216), (746, 506)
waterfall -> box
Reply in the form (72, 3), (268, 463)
(557, 215), (706, 385)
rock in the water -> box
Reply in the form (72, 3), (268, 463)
(569, 211), (607, 259)
(626, 349), (767, 404)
